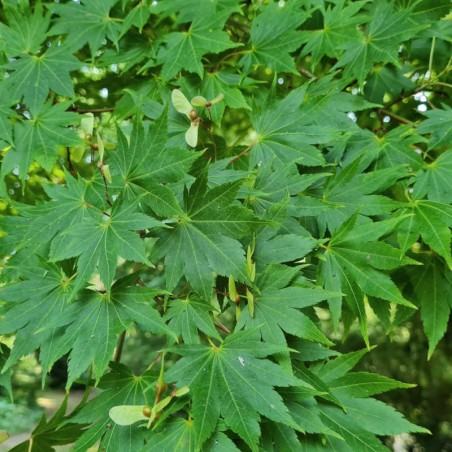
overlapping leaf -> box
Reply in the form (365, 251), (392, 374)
(165, 330), (303, 450)
(240, 2), (308, 74)
(152, 170), (261, 300)
(48, 0), (122, 55)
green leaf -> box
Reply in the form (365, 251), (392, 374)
(408, 256), (452, 358)
(299, 0), (368, 68)
(249, 88), (335, 168)
(164, 296), (221, 343)
(417, 108), (452, 149)
(165, 331), (301, 450)
(397, 200), (452, 269)
(48, 0), (122, 55)
(50, 198), (161, 296)
(153, 176), (261, 300)
(335, 1), (426, 87)
(158, 16), (236, 80)
(0, 4), (50, 56)
(339, 396), (430, 435)
(142, 418), (196, 451)
(70, 363), (154, 452)
(318, 403), (390, 451)
(329, 372), (415, 398)
(236, 287), (335, 346)
(154, 0), (241, 24)
(1, 102), (81, 180)
(9, 396), (86, 451)
(314, 348), (370, 382)
(0, 344), (13, 401)
(240, 2), (308, 74)
(1, 44), (81, 110)
(112, 115), (198, 217)
(414, 149), (452, 202)
(254, 234), (316, 265)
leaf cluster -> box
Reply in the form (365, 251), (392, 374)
(0, 0), (451, 450)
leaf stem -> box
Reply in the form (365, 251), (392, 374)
(228, 142), (255, 165)
(428, 36), (436, 79)
(114, 331), (126, 363)
(98, 164), (113, 207)
(214, 321), (231, 334)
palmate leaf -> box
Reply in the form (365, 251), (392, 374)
(70, 363), (154, 452)
(153, 0), (241, 24)
(1, 170), (96, 269)
(417, 108), (452, 149)
(157, 15), (236, 80)
(249, 87), (336, 168)
(111, 113), (199, 217)
(299, 160), (408, 234)
(320, 213), (417, 338)
(240, 2), (309, 74)
(414, 149), (452, 203)
(9, 396), (86, 452)
(397, 200), (452, 269)
(0, 261), (78, 375)
(153, 171), (262, 300)
(164, 296), (221, 344)
(335, 1), (426, 87)
(48, 0), (122, 55)
(53, 282), (174, 388)
(0, 3), (50, 56)
(0, 267), (173, 387)
(299, 0), (367, 68)
(236, 286), (335, 347)
(344, 126), (423, 171)
(1, 44), (81, 110)
(1, 102), (82, 181)
(49, 197), (162, 297)
(143, 418), (196, 452)
(407, 256), (452, 358)
(165, 330), (302, 451)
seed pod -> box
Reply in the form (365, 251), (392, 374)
(142, 405), (152, 418)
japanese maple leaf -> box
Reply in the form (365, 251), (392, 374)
(1, 44), (81, 110)
(1, 102), (82, 180)
(111, 114), (199, 217)
(48, 0), (122, 55)
(165, 330), (302, 450)
(152, 171), (262, 300)
(240, 2), (309, 74)
(49, 198), (163, 296)
(157, 16), (236, 80)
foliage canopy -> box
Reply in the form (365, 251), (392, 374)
(0, 0), (451, 450)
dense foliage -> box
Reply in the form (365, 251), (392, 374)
(0, 0), (451, 450)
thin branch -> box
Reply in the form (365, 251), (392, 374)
(380, 109), (413, 125)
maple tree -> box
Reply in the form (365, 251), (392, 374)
(0, 0), (451, 450)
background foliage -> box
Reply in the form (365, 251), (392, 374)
(0, 0), (451, 450)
